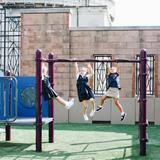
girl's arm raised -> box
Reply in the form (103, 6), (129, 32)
(106, 63), (110, 75)
(115, 62), (120, 73)
(74, 61), (79, 75)
(87, 63), (94, 75)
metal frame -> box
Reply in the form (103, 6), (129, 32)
(0, 76), (18, 122)
(35, 50), (54, 152)
(35, 49), (147, 156)
(0, 8), (20, 75)
(93, 54), (112, 95)
(4, 71), (18, 141)
(136, 54), (154, 95)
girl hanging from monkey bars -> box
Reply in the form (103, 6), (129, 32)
(42, 63), (75, 109)
(74, 61), (96, 121)
(96, 62), (127, 121)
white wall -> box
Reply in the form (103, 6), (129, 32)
(54, 97), (160, 125)
(70, 7), (111, 27)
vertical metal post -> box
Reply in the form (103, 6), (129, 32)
(35, 49), (42, 152)
(139, 49), (147, 156)
(5, 125), (11, 141)
(48, 53), (54, 143)
(5, 70), (11, 141)
(3, 9), (6, 73)
(76, 7), (79, 27)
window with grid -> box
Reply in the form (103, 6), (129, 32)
(136, 54), (154, 95)
(94, 55), (112, 95)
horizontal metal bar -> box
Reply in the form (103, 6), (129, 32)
(138, 99), (147, 102)
(139, 123), (148, 127)
(41, 58), (140, 63)
(140, 138), (148, 142)
(37, 58), (48, 62)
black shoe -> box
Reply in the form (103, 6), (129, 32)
(96, 106), (103, 112)
(121, 113), (127, 121)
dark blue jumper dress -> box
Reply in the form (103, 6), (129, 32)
(76, 74), (95, 102)
(106, 72), (121, 90)
(42, 76), (58, 101)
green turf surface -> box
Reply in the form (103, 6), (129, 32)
(0, 123), (159, 160)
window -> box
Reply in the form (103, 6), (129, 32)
(136, 55), (154, 95)
(94, 55), (112, 95)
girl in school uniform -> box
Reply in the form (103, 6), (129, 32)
(75, 62), (96, 121)
(96, 63), (126, 121)
(42, 63), (74, 109)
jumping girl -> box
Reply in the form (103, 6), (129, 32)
(75, 62), (96, 121)
(96, 63), (126, 121)
(42, 63), (74, 109)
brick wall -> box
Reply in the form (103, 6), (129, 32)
(69, 29), (160, 98)
(21, 12), (160, 98)
(69, 30), (138, 98)
(21, 12), (70, 97)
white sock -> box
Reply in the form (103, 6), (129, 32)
(83, 114), (89, 121)
(121, 112), (125, 116)
(90, 110), (95, 117)
(99, 105), (103, 108)
(65, 101), (69, 109)
(65, 98), (74, 109)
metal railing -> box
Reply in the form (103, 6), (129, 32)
(0, 9), (20, 75)
(0, 0), (114, 6)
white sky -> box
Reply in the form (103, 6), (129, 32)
(112, 0), (160, 26)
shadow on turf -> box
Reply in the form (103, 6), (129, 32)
(0, 141), (96, 159)
(0, 124), (159, 159)
(0, 124), (139, 160)
(0, 140), (159, 159)
(71, 138), (134, 146)
(0, 141), (136, 160)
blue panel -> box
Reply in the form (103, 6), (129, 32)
(0, 77), (17, 120)
(16, 76), (49, 117)
(0, 79), (4, 119)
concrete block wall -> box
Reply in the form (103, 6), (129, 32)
(111, 98), (136, 124)
(155, 98), (160, 125)
(92, 97), (111, 122)
(68, 98), (92, 123)
(54, 98), (68, 123)
(136, 98), (155, 123)
(54, 97), (160, 125)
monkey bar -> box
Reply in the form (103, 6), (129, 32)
(35, 49), (147, 156)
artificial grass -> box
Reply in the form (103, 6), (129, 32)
(0, 123), (159, 160)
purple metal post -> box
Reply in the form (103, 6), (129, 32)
(5, 71), (11, 141)
(139, 49), (147, 156)
(35, 49), (42, 152)
(48, 53), (54, 143)
(5, 125), (10, 141)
